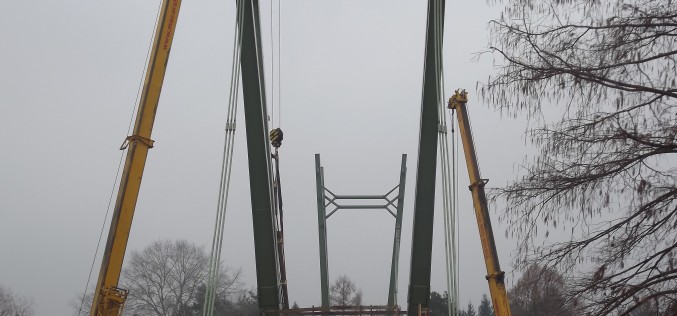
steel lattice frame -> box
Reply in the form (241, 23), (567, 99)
(315, 154), (407, 311)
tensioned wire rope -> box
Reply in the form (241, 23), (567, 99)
(277, 0), (281, 128)
(432, 0), (460, 315)
(202, 0), (245, 315)
(77, 2), (164, 315)
(269, 0), (281, 128)
(450, 98), (460, 316)
(269, 0), (286, 305)
(269, 0), (275, 127)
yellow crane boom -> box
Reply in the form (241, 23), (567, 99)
(90, 1), (182, 315)
(448, 90), (512, 316)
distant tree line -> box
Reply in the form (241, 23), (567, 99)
(429, 264), (573, 316)
(73, 240), (257, 316)
(430, 263), (668, 316)
(428, 291), (493, 316)
(74, 240), (367, 316)
(72, 239), (663, 316)
(0, 285), (33, 316)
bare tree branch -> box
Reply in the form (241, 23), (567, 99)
(483, 0), (677, 314)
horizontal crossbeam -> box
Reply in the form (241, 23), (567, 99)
(322, 185), (401, 219)
(332, 194), (390, 199)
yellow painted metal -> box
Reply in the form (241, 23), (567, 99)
(90, 1), (182, 315)
(448, 90), (512, 316)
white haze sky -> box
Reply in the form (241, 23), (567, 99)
(0, 1), (536, 315)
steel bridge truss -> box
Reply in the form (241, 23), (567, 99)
(315, 154), (407, 312)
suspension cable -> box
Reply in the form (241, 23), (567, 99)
(448, 96), (460, 316)
(267, 0), (282, 128)
(431, 0), (460, 315)
(269, 0), (275, 127)
(277, 0), (281, 128)
(269, 0), (287, 306)
(203, 1), (244, 315)
(447, 101), (460, 316)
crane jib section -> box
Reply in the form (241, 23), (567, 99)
(90, 0), (183, 315)
(448, 90), (512, 316)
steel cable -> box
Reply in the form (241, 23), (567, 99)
(432, 0), (460, 314)
(269, 0), (275, 127)
(203, 1), (244, 315)
(277, 0), (281, 128)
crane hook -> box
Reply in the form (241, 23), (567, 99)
(270, 128), (284, 148)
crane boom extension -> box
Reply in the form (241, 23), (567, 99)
(448, 90), (512, 316)
(90, 1), (182, 315)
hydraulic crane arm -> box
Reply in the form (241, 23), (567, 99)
(90, 1), (182, 315)
(448, 90), (512, 316)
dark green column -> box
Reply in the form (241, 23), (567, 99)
(388, 154), (407, 312)
(407, 0), (445, 314)
(315, 154), (330, 308)
(238, 0), (280, 313)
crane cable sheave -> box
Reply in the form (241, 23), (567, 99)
(447, 89), (468, 110)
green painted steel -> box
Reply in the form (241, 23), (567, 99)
(388, 154), (407, 312)
(317, 154), (407, 312)
(238, 0), (281, 313)
(315, 154), (330, 307)
(407, 0), (445, 314)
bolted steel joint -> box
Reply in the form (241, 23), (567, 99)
(485, 271), (506, 283)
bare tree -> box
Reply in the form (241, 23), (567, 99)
(230, 290), (258, 316)
(120, 239), (241, 316)
(508, 264), (574, 316)
(0, 285), (33, 316)
(629, 298), (663, 316)
(329, 275), (362, 307)
(70, 292), (93, 316)
(483, 0), (677, 315)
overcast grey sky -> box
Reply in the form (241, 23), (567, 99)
(0, 1), (531, 315)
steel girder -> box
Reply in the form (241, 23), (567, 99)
(237, 0), (281, 313)
(406, 0), (445, 314)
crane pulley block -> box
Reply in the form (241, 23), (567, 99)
(447, 89), (468, 110)
(269, 128), (284, 148)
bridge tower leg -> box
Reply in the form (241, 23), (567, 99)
(407, 0), (445, 315)
(388, 155), (407, 312)
(315, 155), (330, 308)
(238, 0), (281, 314)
